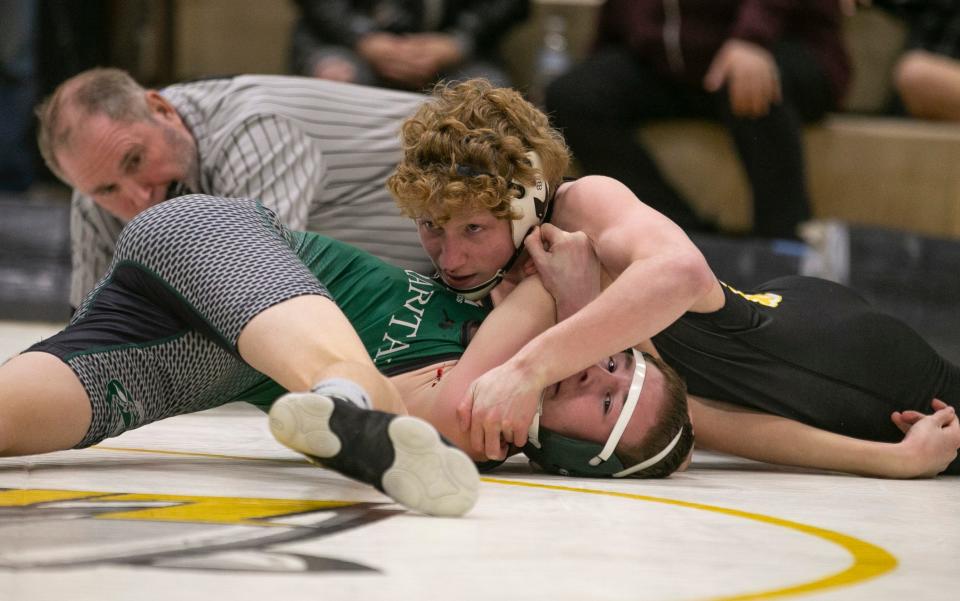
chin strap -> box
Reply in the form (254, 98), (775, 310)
(432, 244), (525, 301)
(432, 271), (504, 302)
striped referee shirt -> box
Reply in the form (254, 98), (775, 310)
(69, 75), (431, 307)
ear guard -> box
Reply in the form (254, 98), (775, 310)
(524, 350), (684, 478)
(524, 427), (632, 477)
(433, 151), (551, 301)
(507, 151), (550, 250)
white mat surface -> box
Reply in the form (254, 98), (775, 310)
(1, 322), (957, 601)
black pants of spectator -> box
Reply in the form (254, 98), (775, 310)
(545, 42), (835, 239)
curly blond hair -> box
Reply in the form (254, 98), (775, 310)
(388, 79), (570, 225)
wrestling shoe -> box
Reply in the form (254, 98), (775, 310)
(269, 392), (479, 517)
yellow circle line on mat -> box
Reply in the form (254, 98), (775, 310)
(95, 445), (304, 464)
(482, 477), (897, 601)
(92, 447), (897, 600)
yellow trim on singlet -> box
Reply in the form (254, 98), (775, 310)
(721, 281), (784, 308)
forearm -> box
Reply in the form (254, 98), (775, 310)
(691, 397), (917, 478)
(512, 249), (713, 389)
(430, 277), (556, 450)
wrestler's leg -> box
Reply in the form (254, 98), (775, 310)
(113, 196), (478, 515)
(239, 294), (478, 515)
(0, 352), (90, 455)
(238, 295), (405, 414)
(111, 195), (403, 414)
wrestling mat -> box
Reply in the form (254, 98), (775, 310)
(1, 322), (957, 601)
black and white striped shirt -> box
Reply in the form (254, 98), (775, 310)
(70, 75), (431, 306)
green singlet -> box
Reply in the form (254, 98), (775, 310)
(242, 231), (490, 409)
(295, 231), (491, 374)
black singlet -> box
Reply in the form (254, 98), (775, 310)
(653, 276), (960, 472)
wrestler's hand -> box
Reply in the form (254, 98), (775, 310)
(892, 399), (953, 433)
(458, 361), (544, 460)
(893, 400), (960, 478)
(525, 224), (603, 321)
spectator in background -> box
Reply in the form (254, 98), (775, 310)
(875, 0), (960, 121)
(290, 0), (529, 90)
(545, 0), (850, 239)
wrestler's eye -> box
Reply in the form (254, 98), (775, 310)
(603, 393), (612, 414)
(606, 356), (616, 373)
(419, 219), (438, 231)
(466, 223), (483, 234)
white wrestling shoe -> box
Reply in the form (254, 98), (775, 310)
(269, 392), (479, 517)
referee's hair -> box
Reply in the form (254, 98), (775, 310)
(36, 68), (151, 181)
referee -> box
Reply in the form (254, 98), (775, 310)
(36, 68), (431, 307)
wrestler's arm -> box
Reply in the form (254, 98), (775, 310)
(210, 115), (320, 229)
(425, 276), (556, 461)
(690, 396), (960, 478)
(464, 177), (723, 457)
(498, 176), (721, 396)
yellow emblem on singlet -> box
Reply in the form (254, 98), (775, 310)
(721, 282), (783, 308)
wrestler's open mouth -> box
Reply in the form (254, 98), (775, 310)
(443, 273), (476, 284)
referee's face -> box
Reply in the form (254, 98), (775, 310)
(58, 94), (198, 222)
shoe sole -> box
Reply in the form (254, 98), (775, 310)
(269, 393), (479, 517)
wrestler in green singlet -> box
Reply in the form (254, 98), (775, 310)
(243, 232), (490, 409)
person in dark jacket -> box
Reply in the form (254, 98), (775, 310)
(545, 0), (850, 239)
(290, 0), (529, 90)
